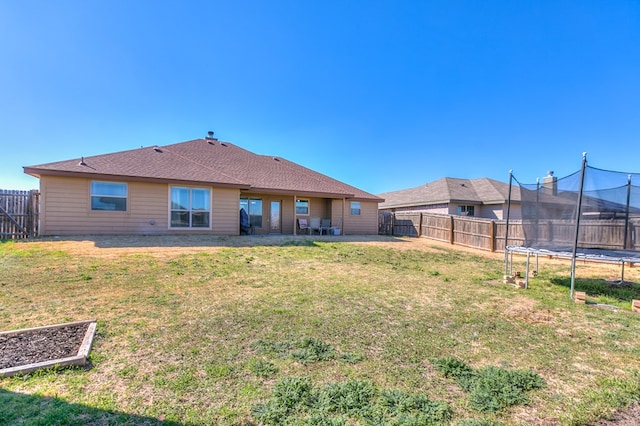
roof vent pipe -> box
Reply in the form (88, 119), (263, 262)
(205, 130), (217, 141)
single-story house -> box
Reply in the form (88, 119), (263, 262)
(378, 177), (521, 220)
(24, 132), (383, 236)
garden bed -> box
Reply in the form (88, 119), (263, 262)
(0, 320), (97, 378)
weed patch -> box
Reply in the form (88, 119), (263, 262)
(252, 377), (451, 425)
(432, 357), (545, 412)
(251, 337), (365, 365)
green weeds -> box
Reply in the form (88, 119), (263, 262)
(251, 337), (365, 365)
(2, 236), (640, 425)
(432, 357), (545, 412)
(252, 377), (451, 425)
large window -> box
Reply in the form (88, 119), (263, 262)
(295, 199), (309, 215)
(240, 198), (263, 228)
(91, 181), (127, 211)
(350, 201), (361, 216)
(170, 187), (211, 228)
(457, 205), (475, 217)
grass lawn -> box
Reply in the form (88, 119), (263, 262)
(1, 235), (639, 425)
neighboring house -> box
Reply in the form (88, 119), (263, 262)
(378, 177), (521, 220)
(24, 133), (383, 236)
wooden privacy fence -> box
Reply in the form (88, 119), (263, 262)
(0, 189), (40, 239)
(379, 212), (523, 252)
(378, 212), (640, 253)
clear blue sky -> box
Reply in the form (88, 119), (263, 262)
(2, 1), (639, 193)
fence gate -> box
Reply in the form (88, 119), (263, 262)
(0, 189), (40, 239)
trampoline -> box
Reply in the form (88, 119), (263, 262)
(504, 153), (640, 297)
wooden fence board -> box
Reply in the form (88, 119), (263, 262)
(379, 212), (638, 254)
(0, 189), (39, 239)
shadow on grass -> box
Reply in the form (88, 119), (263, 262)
(550, 276), (640, 303)
(0, 388), (182, 425)
(23, 234), (409, 249)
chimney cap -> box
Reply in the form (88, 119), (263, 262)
(546, 170), (554, 177)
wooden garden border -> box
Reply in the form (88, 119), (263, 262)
(0, 319), (97, 378)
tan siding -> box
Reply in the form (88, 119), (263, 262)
(211, 188), (240, 235)
(39, 176), (379, 236)
(330, 199), (346, 234)
(308, 197), (330, 220)
(344, 201), (378, 235)
(40, 176), (88, 235)
(39, 176), (243, 236)
(280, 197), (295, 234)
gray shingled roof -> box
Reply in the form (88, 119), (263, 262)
(378, 177), (520, 209)
(24, 138), (383, 202)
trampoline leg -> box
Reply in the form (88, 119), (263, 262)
(620, 260), (625, 284)
(510, 251), (513, 276)
(525, 251), (530, 289)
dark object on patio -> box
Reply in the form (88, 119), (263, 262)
(240, 208), (250, 234)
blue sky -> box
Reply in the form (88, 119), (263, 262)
(2, 1), (639, 194)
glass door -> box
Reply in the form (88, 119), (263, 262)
(270, 201), (281, 233)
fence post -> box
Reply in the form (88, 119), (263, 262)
(449, 215), (454, 245)
(490, 220), (496, 252)
(418, 213), (423, 237)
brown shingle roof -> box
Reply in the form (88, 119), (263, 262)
(24, 138), (382, 202)
(378, 177), (520, 209)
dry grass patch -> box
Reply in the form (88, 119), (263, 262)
(1, 235), (640, 425)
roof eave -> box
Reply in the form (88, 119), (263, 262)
(23, 168), (250, 189)
(247, 187), (355, 199)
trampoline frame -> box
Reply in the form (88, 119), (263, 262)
(504, 153), (640, 298)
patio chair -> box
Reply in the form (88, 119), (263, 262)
(320, 218), (331, 235)
(297, 218), (311, 235)
(329, 219), (341, 235)
(309, 217), (322, 234)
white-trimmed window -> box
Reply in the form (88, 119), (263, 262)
(295, 199), (309, 215)
(350, 201), (361, 216)
(240, 198), (263, 228)
(91, 181), (127, 211)
(170, 187), (211, 228)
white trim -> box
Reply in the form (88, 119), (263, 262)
(168, 185), (212, 230)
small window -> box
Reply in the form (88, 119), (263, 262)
(296, 199), (309, 215)
(91, 181), (127, 211)
(240, 198), (263, 228)
(170, 187), (211, 228)
(350, 201), (361, 216)
(457, 205), (475, 217)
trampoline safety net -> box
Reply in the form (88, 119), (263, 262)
(513, 160), (640, 263)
